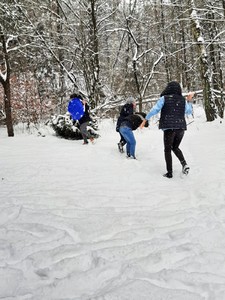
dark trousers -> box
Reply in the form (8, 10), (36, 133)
(119, 133), (127, 146)
(80, 122), (91, 143)
(163, 129), (186, 174)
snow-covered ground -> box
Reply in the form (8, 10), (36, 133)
(1, 105), (225, 300)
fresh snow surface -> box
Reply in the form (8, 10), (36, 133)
(1, 105), (225, 300)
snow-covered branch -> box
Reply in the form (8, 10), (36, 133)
(142, 52), (164, 98)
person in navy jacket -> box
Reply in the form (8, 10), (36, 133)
(119, 112), (149, 159)
(140, 81), (194, 178)
(116, 97), (136, 152)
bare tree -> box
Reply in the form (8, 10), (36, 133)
(189, 0), (217, 121)
(1, 0), (225, 126)
(206, 0), (224, 118)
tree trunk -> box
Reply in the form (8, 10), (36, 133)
(222, 0), (225, 16)
(160, 0), (170, 82)
(0, 27), (14, 136)
(207, 8), (224, 119)
(132, 59), (142, 112)
(3, 79), (14, 137)
(189, 0), (216, 121)
(56, 0), (66, 114)
(90, 0), (100, 107)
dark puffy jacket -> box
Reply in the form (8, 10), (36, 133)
(121, 113), (147, 131)
(159, 94), (186, 130)
(79, 103), (92, 125)
(116, 103), (134, 131)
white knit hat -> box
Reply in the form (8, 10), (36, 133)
(126, 96), (135, 104)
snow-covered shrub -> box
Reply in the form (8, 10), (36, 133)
(50, 112), (99, 140)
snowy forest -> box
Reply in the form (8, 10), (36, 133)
(1, 0), (225, 137)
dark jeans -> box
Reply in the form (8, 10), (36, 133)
(163, 129), (186, 174)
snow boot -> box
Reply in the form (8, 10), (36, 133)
(182, 165), (190, 175)
(163, 172), (173, 178)
(118, 142), (124, 153)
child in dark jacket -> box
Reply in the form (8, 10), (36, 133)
(119, 112), (149, 159)
(116, 97), (136, 152)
